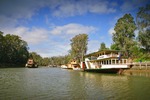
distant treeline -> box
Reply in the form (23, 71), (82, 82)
(30, 52), (71, 67)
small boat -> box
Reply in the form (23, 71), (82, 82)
(61, 60), (81, 70)
(81, 50), (133, 74)
(70, 60), (81, 70)
(25, 58), (38, 68)
(72, 67), (81, 70)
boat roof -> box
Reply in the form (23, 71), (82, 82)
(84, 50), (125, 57)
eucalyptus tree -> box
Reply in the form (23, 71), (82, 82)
(4, 34), (29, 64)
(112, 14), (136, 53)
(0, 31), (5, 63)
(110, 43), (120, 50)
(99, 42), (109, 51)
(70, 34), (88, 62)
(136, 4), (150, 53)
(0, 33), (29, 66)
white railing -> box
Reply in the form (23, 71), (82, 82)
(97, 54), (119, 60)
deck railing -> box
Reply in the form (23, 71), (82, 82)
(88, 54), (120, 60)
(131, 62), (150, 70)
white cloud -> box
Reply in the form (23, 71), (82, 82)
(36, 42), (71, 57)
(108, 27), (115, 35)
(23, 28), (49, 44)
(52, 0), (117, 17)
(2, 26), (49, 44)
(50, 23), (97, 35)
(87, 40), (100, 54)
(89, 2), (116, 13)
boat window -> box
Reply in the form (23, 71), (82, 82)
(124, 60), (126, 64)
(116, 60), (119, 64)
(109, 60), (111, 64)
(112, 60), (115, 64)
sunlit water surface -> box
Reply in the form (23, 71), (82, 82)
(0, 67), (150, 100)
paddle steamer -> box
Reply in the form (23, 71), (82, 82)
(82, 50), (133, 74)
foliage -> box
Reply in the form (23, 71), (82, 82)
(28, 52), (71, 67)
(48, 55), (71, 66)
(70, 34), (88, 62)
(0, 31), (5, 63)
(112, 14), (136, 52)
(99, 42), (109, 51)
(0, 31), (29, 67)
(110, 43), (120, 50)
(39, 55), (71, 67)
(136, 4), (150, 52)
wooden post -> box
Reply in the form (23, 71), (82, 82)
(146, 63), (147, 70)
(140, 63), (141, 69)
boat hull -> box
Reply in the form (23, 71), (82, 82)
(25, 64), (38, 68)
(73, 67), (81, 70)
(84, 68), (127, 74)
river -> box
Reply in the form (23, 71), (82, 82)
(0, 67), (150, 100)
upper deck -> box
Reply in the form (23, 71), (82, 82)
(84, 50), (127, 61)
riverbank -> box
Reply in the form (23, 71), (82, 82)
(122, 62), (150, 75)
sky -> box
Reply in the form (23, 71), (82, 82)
(0, 0), (149, 57)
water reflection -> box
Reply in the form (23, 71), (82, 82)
(0, 68), (150, 100)
(124, 71), (150, 77)
(78, 72), (131, 100)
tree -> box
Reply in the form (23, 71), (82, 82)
(112, 14), (136, 52)
(0, 31), (5, 63)
(99, 42), (108, 51)
(136, 4), (150, 53)
(0, 32), (29, 66)
(70, 34), (88, 62)
(5, 34), (29, 64)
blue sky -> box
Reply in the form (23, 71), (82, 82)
(0, 0), (149, 57)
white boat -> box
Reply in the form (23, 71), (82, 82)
(61, 65), (68, 69)
(81, 50), (133, 74)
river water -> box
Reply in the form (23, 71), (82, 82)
(0, 67), (150, 100)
